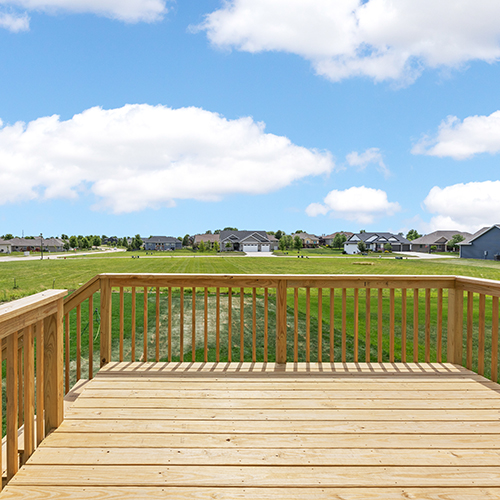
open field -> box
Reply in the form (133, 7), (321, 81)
(2, 254), (500, 303)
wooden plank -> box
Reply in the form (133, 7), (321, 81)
(215, 288), (220, 363)
(252, 288), (256, 363)
(447, 288), (464, 365)
(365, 288), (370, 363)
(354, 288), (358, 362)
(479, 293), (486, 376)
(294, 288), (299, 363)
(228, 288), (232, 362)
(330, 288), (335, 363)
(11, 464), (500, 487)
(493, 296), (499, 382)
(64, 313), (69, 395)
(180, 287), (184, 362)
(23, 325), (35, 463)
(155, 287), (160, 363)
(28, 446), (500, 466)
(275, 281), (287, 364)
(167, 287), (172, 362)
(143, 287), (148, 363)
(389, 289), (394, 362)
(240, 288), (244, 363)
(18, 342), (23, 427)
(204, 288), (208, 363)
(6, 331), (18, 481)
(401, 289), (407, 363)
(99, 278), (111, 367)
(306, 288), (311, 363)
(76, 304), (81, 380)
(4, 487), (500, 500)
(63, 276), (99, 314)
(119, 288), (124, 362)
(35, 320), (44, 446)
(467, 291), (474, 370)
(425, 288), (431, 363)
(342, 288), (347, 363)
(437, 288), (443, 362)
(264, 288), (268, 363)
(413, 289), (419, 363)
(377, 289), (383, 362)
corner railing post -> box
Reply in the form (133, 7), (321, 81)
(276, 279), (288, 364)
(44, 297), (64, 433)
(100, 277), (112, 367)
(447, 285), (464, 365)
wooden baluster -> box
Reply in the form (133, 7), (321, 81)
(35, 320), (44, 446)
(342, 289), (347, 363)
(252, 288), (257, 363)
(413, 289), (419, 363)
(354, 288), (359, 363)
(228, 288), (232, 362)
(491, 296), (499, 382)
(76, 304), (81, 380)
(425, 289), (431, 363)
(378, 289), (383, 362)
(119, 287), (124, 362)
(467, 291), (474, 370)
(100, 278), (112, 367)
(180, 287), (184, 362)
(204, 288), (209, 363)
(264, 288), (269, 363)
(478, 294), (486, 376)
(64, 313), (69, 394)
(6, 331), (18, 481)
(330, 288), (335, 363)
(447, 288), (464, 366)
(131, 287), (136, 362)
(143, 287), (148, 362)
(276, 281), (288, 364)
(156, 287), (160, 362)
(192, 287), (196, 362)
(401, 289), (407, 363)
(437, 289), (443, 363)
(240, 288), (245, 362)
(389, 289), (395, 363)
(294, 288), (299, 362)
(318, 288), (323, 362)
(168, 287), (172, 362)
(306, 288), (311, 363)
(365, 288), (370, 363)
(216, 288), (220, 363)
(23, 325), (35, 464)
(18, 342), (23, 427)
(88, 295), (93, 379)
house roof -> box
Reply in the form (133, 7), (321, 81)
(9, 237), (64, 246)
(346, 232), (410, 245)
(293, 233), (319, 240)
(194, 234), (220, 244)
(460, 225), (500, 245)
(411, 230), (471, 246)
(143, 236), (179, 244)
(220, 230), (270, 243)
(323, 232), (353, 239)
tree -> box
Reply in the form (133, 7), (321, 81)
(279, 237), (286, 251)
(214, 229), (221, 234)
(357, 241), (367, 253)
(63, 241), (70, 251)
(406, 229), (422, 241)
(275, 230), (283, 241)
(214, 241), (220, 252)
(294, 235), (303, 251)
(182, 234), (190, 247)
(333, 233), (347, 249)
(283, 234), (293, 250)
(61, 234), (68, 240)
(80, 236), (90, 249)
(360, 229), (366, 234)
(131, 234), (142, 250)
(205, 230), (212, 234)
(121, 237), (129, 249)
(295, 230), (304, 234)
(447, 234), (465, 251)
(225, 242), (232, 249)
(384, 243), (392, 252)
(69, 235), (77, 249)
(224, 227), (238, 231)
(199, 240), (206, 252)
(93, 235), (101, 247)
(2, 233), (14, 240)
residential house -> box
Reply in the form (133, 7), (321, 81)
(143, 236), (182, 251)
(459, 225), (500, 260)
(0, 238), (12, 254)
(267, 233), (280, 251)
(321, 232), (354, 247)
(220, 230), (273, 252)
(293, 233), (320, 248)
(410, 231), (471, 253)
(344, 232), (411, 255)
(9, 237), (64, 252)
(193, 233), (220, 249)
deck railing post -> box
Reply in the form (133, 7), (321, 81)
(447, 286), (464, 366)
(44, 298), (64, 433)
(276, 279), (288, 364)
(100, 277), (112, 367)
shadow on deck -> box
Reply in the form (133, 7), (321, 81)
(2, 362), (500, 499)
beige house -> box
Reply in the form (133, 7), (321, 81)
(193, 233), (220, 249)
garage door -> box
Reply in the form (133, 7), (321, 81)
(243, 245), (257, 252)
(261, 245), (270, 252)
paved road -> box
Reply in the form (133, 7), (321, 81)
(0, 248), (125, 263)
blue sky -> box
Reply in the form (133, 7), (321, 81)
(1, 0), (500, 238)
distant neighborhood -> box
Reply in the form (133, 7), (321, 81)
(0, 225), (499, 261)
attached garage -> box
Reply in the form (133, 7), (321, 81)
(260, 244), (270, 252)
(243, 244), (258, 252)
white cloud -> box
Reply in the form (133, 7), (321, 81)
(0, 11), (28, 31)
(0, 0), (168, 25)
(0, 104), (334, 213)
(306, 186), (400, 224)
(346, 147), (390, 177)
(197, 0), (500, 84)
(413, 111), (500, 159)
(423, 181), (500, 232)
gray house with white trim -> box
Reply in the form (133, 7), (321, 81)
(459, 225), (500, 260)
(344, 232), (410, 254)
(220, 230), (273, 252)
(410, 230), (471, 253)
(143, 236), (182, 251)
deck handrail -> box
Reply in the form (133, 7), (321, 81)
(0, 289), (66, 487)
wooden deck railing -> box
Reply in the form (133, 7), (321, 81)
(0, 289), (66, 489)
(1, 273), (500, 488)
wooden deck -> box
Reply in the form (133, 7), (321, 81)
(3, 362), (500, 499)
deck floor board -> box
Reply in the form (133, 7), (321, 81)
(3, 362), (500, 499)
